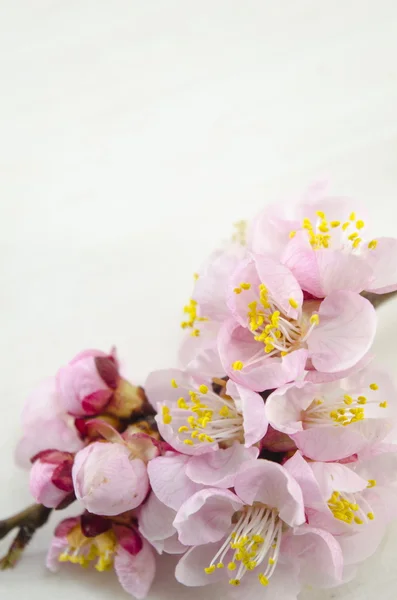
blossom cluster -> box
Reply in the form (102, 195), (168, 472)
(17, 184), (397, 599)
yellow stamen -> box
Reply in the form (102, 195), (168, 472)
(219, 405), (230, 418)
(217, 562), (224, 569)
(310, 313), (320, 325)
(344, 395), (353, 405)
(228, 562), (236, 571)
(240, 282), (251, 290)
(289, 230), (296, 238)
(177, 397), (189, 409)
(342, 221), (350, 231)
(367, 512), (375, 520)
(199, 384), (208, 394)
(259, 574), (269, 586)
(356, 220), (365, 229)
(367, 479), (377, 488)
(171, 379), (178, 388)
(348, 232), (359, 240)
(193, 272), (199, 280)
(234, 287), (242, 294)
(289, 297), (298, 309)
(183, 439), (194, 446)
(379, 401), (388, 408)
(369, 383), (379, 390)
(178, 426), (189, 433)
(316, 210), (326, 219)
(232, 361), (244, 371)
(330, 220), (340, 227)
(357, 396), (367, 405)
(204, 566), (216, 574)
(349, 212), (356, 221)
(352, 237), (362, 249)
(229, 579), (240, 586)
(368, 240), (378, 250)
(354, 516), (363, 525)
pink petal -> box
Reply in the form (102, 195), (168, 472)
(234, 460), (305, 527)
(185, 443), (259, 489)
(15, 417), (83, 469)
(338, 519), (387, 565)
(253, 255), (303, 319)
(193, 245), (245, 321)
(308, 291), (376, 373)
(283, 451), (325, 510)
(293, 419), (392, 462)
(20, 377), (62, 428)
(227, 380), (268, 446)
(305, 351), (373, 383)
(249, 202), (301, 258)
(144, 369), (192, 410)
(114, 540), (156, 600)
(175, 542), (227, 586)
(314, 249), (372, 296)
(219, 319), (307, 392)
(72, 442), (149, 516)
(29, 461), (68, 508)
(363, 237), (397, 293)
(139, 491), (177, 543)
(282, 231), (324, 298)
(226, 258), (261, 327)
(265, 382), (314, 435)
(46, 535), (68, 572)
(147, 453), (203, 511)
(310, 461), (368, 499)
(283, 525), (343, 588)
(179, 324), (224, 379)
(173, 489), (243, 546)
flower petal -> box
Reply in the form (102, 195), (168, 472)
(234, 460), (305, 526)
(265, 382), (313, 435)
(283, 451), (325, 510)
(227, 380), (268, 446)
(283, 525), (343, 588)
(219, 320), (307, 392)
(114, 540), (156, 600)
(139, 492), (177, 543)
(310, 461), (368, 499)
(46, 535), (68, 572)
(186, 443), (259, 489)
(308, 291), (376, 373)
(175, 542), (227, 586)
(363, 237), (397, 294)
(253, 255), (303, 319)
(147, 453), (204, 511)
(173, 489), (243, 546)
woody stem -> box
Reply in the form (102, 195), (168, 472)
(0, 504), (52, 569)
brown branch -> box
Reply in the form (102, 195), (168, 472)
(0, 504), (52, 569)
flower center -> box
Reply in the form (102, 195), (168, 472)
(59, 527), (117, 571)
(303, 381), (388, 428)
(328, 482), (376, 526)
(162, 380), (244, 448)
(232, 283), (319, 371)
(289, 210), (377, 251)
(204, 504), (283, 588)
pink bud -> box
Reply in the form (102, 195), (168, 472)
(29, 450), (74, 508)
(72, 441), (149, 516)
(56, 349), (119, 416)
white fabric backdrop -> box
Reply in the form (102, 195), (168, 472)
(1, 1), (397, 598)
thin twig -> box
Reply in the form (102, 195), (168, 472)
(0, 504), (52, 569)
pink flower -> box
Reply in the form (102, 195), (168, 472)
(219, 254), (376, 391)
(173, 460), (343, 594)
(72, 436), (150, 516)
(266, 366), (396, 461)
(284, 450), (397, 567)
(145, 368), (267, 454)
(47, 513), (156, 599)
(179, 243), (247, 378)
(249, 182), (397, 297)
(57, 348), (119, 416)
(15, 377), (83, 468)
(139, 491), (186, 555)
(29, 449), (74, 508)
(147, 444), (258, 513)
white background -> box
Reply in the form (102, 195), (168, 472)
(1, 1), (397, 598)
